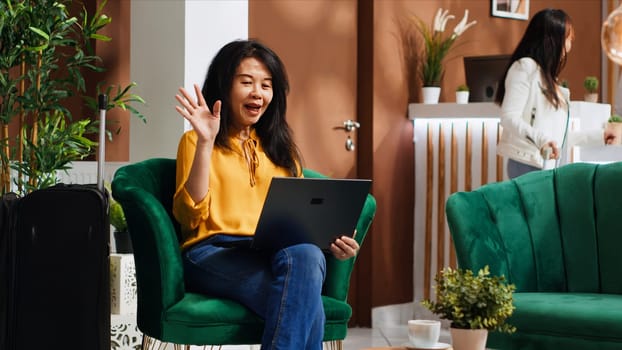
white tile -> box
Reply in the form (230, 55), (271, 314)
(371, 302), (415, 328)
(378, 325), (410, 347)
(343, 327), (389, 349)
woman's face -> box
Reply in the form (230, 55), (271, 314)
(229, 57), (273, 130)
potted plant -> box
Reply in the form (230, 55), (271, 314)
(0, 0), (144, 196)
(456, 84), (470, 104)
(412, 8), (477, 104)
(108, 184), (131, 253)
(422, 265), (516, 350)
(607, 114), (622, 145)
(583, 76), (599, 103)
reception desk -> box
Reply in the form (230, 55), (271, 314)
(407, 101), (619, 307)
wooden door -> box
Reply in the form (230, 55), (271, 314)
(249, 0), (359, 178)
(249, 0), (373, 326)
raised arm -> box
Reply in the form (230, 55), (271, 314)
(174, 83), (221, 203)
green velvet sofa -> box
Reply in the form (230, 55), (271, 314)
(111, 158), (376, 347)
(445, 162), (622, 350)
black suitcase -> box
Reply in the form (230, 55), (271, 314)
(0, 193), (18, 350)
(7, 95), (111, 350)
(11, 185), (110, 350)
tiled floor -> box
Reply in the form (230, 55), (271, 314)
(343, 326), (452, 349)
(343, 326), (408, 349)
(197, 326), (452, 349)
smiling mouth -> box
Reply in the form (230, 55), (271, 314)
(245, 103), (262, 113)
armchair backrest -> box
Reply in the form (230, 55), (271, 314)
(111, 158), (183, 332)
(446, 162), (622, 294)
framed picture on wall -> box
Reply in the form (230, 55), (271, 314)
(492, 0), (529, 20)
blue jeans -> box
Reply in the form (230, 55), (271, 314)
(183, 234), (326, 350)
(507, 158), (540, 179)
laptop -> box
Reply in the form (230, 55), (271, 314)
(250, 176), (372, 251)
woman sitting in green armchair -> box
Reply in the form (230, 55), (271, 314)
(172, 39), (359, 350)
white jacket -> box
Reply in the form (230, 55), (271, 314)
(497, 58), (603, 168)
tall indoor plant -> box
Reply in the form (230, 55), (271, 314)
(413, 8), (477, 103)
(0, 0), (144, 196)
(422, 265), (516, 350)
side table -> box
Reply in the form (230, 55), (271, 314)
(110, 253), (142, 349)
(111, 313), (142, 349)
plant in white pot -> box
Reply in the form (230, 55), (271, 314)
(422, 265), (516, 350)
(583, 76), (599, 103)
(607, 114), (622, 145)
(109, 185), (131, 254)
(456, 84), (470, 104)
(412, 8), (477, 104)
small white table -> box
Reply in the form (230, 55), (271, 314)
(110, 253), (142, 349)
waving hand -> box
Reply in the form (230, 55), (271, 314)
(175, 84), (221, 145)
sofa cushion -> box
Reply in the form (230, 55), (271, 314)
(446, 162), (622, 350)
(594, 164), (622, 294)
(487, 292), (622, 349)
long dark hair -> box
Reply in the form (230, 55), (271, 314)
(201, 39), (302, 176)
(495, 9), (572, 109)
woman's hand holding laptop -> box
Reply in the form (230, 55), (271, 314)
(330, 230), (359, 260)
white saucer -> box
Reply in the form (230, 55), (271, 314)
(404, 342), (451, 350)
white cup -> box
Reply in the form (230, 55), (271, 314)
(408, 319), (441, 348)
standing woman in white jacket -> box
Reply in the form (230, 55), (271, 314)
(496, 8), (618, 178)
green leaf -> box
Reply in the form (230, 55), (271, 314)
(90, 33), (111, 42)
(28, 26), (50, 40)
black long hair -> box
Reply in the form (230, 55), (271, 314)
(201, 39), (302, 176)
(495, 9), (572, 109)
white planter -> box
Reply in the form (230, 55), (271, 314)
(422, 86), (441, 104)
(450, 328), (488, 350)
(110, 253), (138, 315)
(607, 122), (622, 145)
(456, 91), (470, 104)
(584, 93), (598, 103)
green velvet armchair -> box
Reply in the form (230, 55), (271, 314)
(111, 158), (376, 349)
(445, 162), (622, 350)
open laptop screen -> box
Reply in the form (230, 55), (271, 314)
(251, 177), (371, 251)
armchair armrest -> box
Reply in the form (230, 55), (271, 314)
(302, 168), (376, 301)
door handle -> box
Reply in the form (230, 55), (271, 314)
(334, 120), (360, 132)
(333, 120), (360, 152)
(342, 119), (360, 132)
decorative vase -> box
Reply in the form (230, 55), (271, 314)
(450, 328), (488, 350)
(422, 86), (441, 104)
(584, 93), (598, 103)
(607, 122), (622, 145)
(114, 230), (133, 254)
(456, 91), (469, 104)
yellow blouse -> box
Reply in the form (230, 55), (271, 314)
(173, 129), (301, 249)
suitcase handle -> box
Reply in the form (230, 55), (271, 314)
(97, 94), (108, 193)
